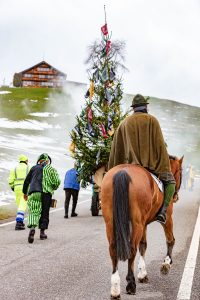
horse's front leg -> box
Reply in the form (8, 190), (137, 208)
(137, 226), (148, 283)
(161, 213), (175, 275)
(109, 242), (120, 299)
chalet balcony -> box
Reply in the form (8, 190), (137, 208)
(23, 70), (59, 75)
(22, 76), (64, 82)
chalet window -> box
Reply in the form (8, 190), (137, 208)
(24, 74), (32, 78)
(39, 75), (45, 78)
(23, 81), (33, 86)
(37, 67), (50, 72)
(40, 82), (54, 87)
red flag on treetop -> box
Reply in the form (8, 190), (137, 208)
(101, 23), (108, 35)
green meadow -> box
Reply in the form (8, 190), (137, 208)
(0, 86), (62, 101)
(0, 86), (50, 100)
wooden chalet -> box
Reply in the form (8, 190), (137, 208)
(19, 61), (66, 87)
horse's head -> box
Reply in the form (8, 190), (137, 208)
(170, 155), (184, 202)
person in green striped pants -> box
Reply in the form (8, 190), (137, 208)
(23, 153), (60, 243)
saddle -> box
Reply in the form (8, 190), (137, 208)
(150, 173), (164, 193)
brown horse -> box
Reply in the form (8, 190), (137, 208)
(101, 156), (183, 299)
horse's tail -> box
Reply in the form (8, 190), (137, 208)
(113, 169), (132, 261)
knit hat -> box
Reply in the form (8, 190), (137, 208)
(37, 153), (52, 164)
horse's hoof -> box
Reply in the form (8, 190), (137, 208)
(126, 290), (136, 295)
(126, 283), (136, 295)
(160, 263), (171, 275)
(138, 275), (149, 283)
(110, 294), (121, 299)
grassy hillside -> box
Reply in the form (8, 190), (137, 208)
(0, 86), (65, 120)
(0, 86), (61, 101)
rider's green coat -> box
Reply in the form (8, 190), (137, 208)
(108, 112), (171, 176)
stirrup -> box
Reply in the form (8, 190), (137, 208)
(156, 214), (166, 224)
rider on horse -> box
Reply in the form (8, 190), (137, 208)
(108, 94), (175, 224)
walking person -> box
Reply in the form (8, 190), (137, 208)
(23, 153), (60, 243)
(185, 165), (190, 189)
(188, 164), (195, 191)
(64, 166), (80, 218)
(181, 165), (186, 189)
(8, 154), (29, 230)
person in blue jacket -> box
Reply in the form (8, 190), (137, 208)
(64, 166), (80, 218)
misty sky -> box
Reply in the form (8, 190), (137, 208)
(1, 0), (200, 107)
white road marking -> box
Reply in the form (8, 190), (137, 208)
(177, 205), (200, 300)
(0, 199), (90, 227)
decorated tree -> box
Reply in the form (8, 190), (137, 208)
(70, 18), (127, 188)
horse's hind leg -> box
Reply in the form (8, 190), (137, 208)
(137, 226), (148, 283)
(109, 242), (120, 299)
(126, 224), (144, 295)
(106, 222), (120, 299)
(126, 253), (136, 295)
(161, 214), (175, 275)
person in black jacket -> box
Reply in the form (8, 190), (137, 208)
(23, 153), (60, 243)
(23, 161), (44, 243)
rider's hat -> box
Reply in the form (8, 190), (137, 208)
(131, 94), (149, 108)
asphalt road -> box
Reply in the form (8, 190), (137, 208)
(0, 186), (200, 300)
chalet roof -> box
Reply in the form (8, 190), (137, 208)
(20, 60), (66, 76)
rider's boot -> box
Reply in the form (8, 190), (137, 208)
(156, 183), (175, 224)
(156, 203), (168, 224)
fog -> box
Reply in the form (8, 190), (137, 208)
(62, 84), (200, 172)
(0, 81), (200, 207)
